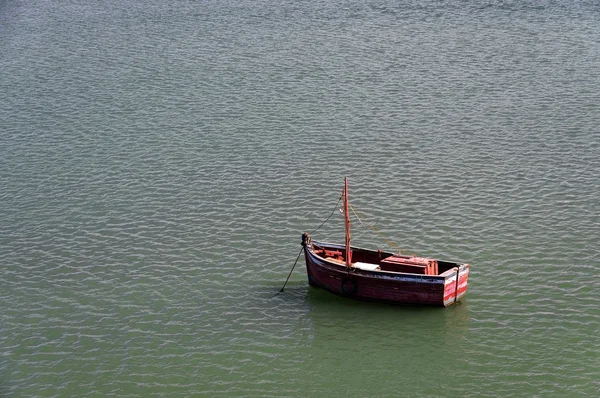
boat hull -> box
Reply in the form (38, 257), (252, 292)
(304, 241), (469, 307)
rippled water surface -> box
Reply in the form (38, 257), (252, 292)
(1, 0), (599, 396)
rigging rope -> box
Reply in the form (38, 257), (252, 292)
(310, 194), (342, 234)
(349, 204), (407, 254)
(349, 204), (379, 249)
(309, 193), (412, 256)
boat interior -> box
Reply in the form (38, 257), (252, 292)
(311, 242), (458, 276)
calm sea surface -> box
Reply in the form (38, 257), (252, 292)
(1, 0), (599, 396)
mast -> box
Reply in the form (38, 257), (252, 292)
(344, 177), (352, 267)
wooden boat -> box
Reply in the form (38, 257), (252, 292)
(301, 178), (470, 307)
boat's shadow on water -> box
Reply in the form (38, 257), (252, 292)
(264, 279), (471, 338)
(305, 286), (448, 313)
(272, 281), (470, 314)
(270, 282), (472, 351)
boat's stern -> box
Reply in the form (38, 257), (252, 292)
(442, 263), (470, 306)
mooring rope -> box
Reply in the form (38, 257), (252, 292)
(279, 194), (342, 294)
(278, 246), (304, 293)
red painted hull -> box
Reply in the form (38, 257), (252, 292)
(304, 240), (470, 307)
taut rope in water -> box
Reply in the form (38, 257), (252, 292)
(278, 194), (342, 294)
(278, 247), (304, 293)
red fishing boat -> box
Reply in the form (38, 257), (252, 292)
(301, 178), (470, 307)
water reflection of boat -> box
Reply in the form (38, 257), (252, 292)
(302, 178), (470, 307)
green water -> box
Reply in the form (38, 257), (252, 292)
(1, 0), (599, 396)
